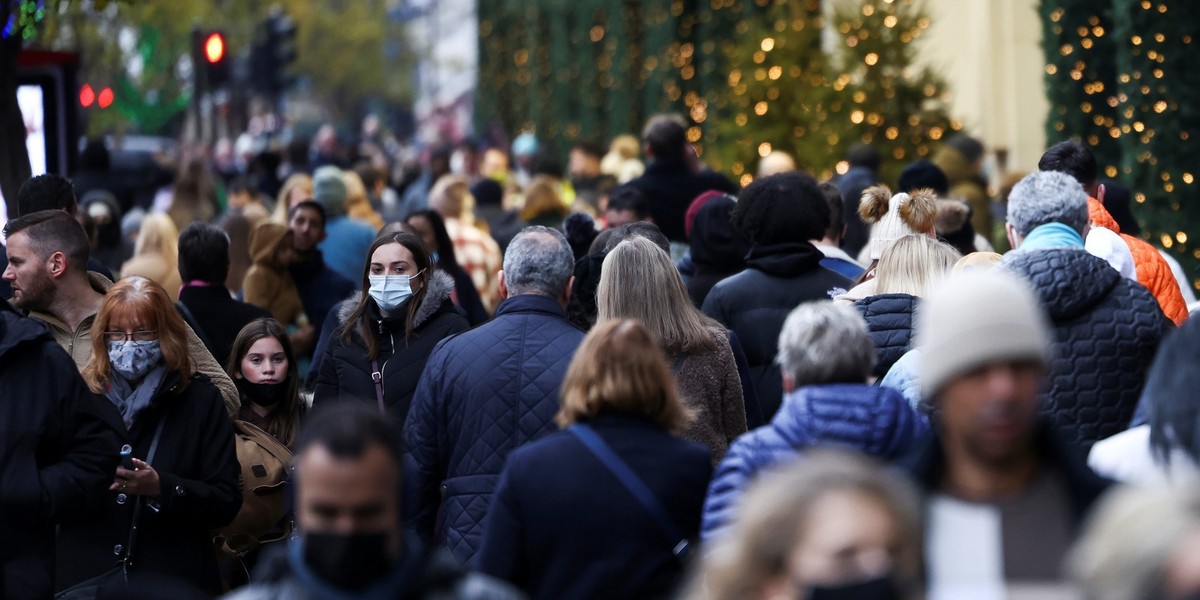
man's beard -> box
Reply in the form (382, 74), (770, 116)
(12, 274), (52, 312)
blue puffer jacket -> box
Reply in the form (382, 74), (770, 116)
(700, 384), (928, 541)
(403, 294), (586, 565)
(1001, 248), (1171, 448)
(854, 293), (919, 378)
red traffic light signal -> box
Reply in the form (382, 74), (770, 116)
(79, 84), (113, 109)
(204, 32), (225, 64)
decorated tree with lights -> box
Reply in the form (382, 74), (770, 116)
(1042, 0), (1200, 289)
(707, 0), (958, 186)
(1040, 0), (1122, 180)
(1113, 0), (1200, 287)
(474, 1), (750, 151)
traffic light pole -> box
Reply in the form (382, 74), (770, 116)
(191, 26), (204, 144)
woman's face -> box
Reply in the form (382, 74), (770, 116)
(239, 336), (288, 384)
(406, 216), (437, 254)
(787, 490), (901, 587)
(370, 242), (422, 280)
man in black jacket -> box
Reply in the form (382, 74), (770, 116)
(625, 113), (737, 245)
(702, 172), (852, 418)
(177, 223), (270, 367)
(903, 269), (1109, 596)
(225, 404), (521, 600)
(287, 201), (355, 351)
(0, 297), (124, 598)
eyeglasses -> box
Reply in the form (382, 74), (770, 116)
(103, 330), (158, 343)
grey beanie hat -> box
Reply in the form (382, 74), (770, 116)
(916, 269), (1052, 401)
(312, 166), (348, 215)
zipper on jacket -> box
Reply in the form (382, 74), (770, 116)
(378, 330), (396, 397)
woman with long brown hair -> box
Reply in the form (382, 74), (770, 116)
(597, 236), (747, 464)
(312, 231), (468, 421)
(58, 276), (241, 595)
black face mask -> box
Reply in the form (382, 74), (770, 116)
(806, 577), (902, 600)
(237, 378), (287, 407)
(302, 531), (396, 590)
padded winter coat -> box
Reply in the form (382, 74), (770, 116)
(0, 302), (124, 599)
(701, 384), (927, 541)
(56, 373), (241, 595)
(702, 242), (853, 419)
(313, 271), (469, 423)
(1001, 248), (1171, 447)
(403, 294), (586, 565)
(854, 293), (919, 378)
(1089, 198), (1188, 324)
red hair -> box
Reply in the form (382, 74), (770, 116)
(82, 276), (195, 393)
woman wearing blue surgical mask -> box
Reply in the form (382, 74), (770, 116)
(59, 276), (242, 596)
(312, 231), (468, 421)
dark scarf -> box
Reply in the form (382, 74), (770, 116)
(105, 365), (170, 428)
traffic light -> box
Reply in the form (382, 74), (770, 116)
(79, 84), (114, 109)
(251, 11), (297, 98)
(200, 30), (230, 89)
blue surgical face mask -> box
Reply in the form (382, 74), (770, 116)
(107, 340), (163, 380)
(368, 270), (424, 314)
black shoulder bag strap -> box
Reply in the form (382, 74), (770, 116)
(175, 301), (214, 356)
(567, 423), (690, 560)
(121, 414), (167, 580)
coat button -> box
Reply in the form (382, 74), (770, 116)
(113, 544), (124, 556)
(174, 485), (185, 496)
(116, 493), (127, 505)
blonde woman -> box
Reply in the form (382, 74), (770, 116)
(121, 213), (182, 300)
(343, 169), (385, 231)
(271, 173), (313, 224)
(685, 451), (923, 600)
(520, 175), (569, 228)
(477, 319), (712, 600)
(853, 234), (960, 379)
(598, 236), (747, 464)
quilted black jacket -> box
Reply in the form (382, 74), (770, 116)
(403, 294), (586, 565)
(1001, 248), (1170, 448)
(854, 293), (919, 379)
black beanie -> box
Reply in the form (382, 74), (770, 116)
(898, 160), (949, 196)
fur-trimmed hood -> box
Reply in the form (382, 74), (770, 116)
(337, 269), (457, 331)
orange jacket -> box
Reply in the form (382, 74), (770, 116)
(1088, 198), (1187, 324)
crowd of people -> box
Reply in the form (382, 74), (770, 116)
(2, 110), (1200, 600)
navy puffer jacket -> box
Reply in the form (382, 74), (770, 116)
(403, 294), (586, 565)
(700, 384), (928, 541)
(1001, 248), (1170, 448)
(854, 293), (919, 378)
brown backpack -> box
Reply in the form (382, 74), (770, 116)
(215, 420), (293, 558)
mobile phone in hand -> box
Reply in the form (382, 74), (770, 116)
(120, 444), (134, 470)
